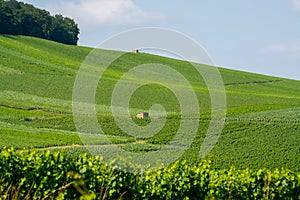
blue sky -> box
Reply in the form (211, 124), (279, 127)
(22, 0), (300, 80)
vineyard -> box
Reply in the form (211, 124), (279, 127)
(0, 35), (300, 198)
(0, 149), (299, 199)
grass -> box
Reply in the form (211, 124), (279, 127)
(0, 34), (299, 171)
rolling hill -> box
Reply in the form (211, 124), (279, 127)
(0, 34), (299, 171)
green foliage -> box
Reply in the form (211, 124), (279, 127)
(50, 14), (79, 45)
(0, 149), (299, 199)
(0, 0), (79, 45)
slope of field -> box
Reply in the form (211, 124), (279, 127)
(0, 35), (299, 171)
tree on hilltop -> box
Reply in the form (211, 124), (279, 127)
(0, 0), (80, 45)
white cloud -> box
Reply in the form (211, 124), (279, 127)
(262, 42), (300, 54)
(291, 0), (300, 11)
(45, 0), (164, 28)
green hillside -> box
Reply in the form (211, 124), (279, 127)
(0, 35), (299, 171)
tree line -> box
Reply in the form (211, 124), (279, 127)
(0, 0), (80, 45)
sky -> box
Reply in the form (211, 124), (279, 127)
(22, 0), (300, 80)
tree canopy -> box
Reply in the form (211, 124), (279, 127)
(0, 0), (80, 45)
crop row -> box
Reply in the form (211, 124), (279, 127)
(0, 149), (299, 200)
